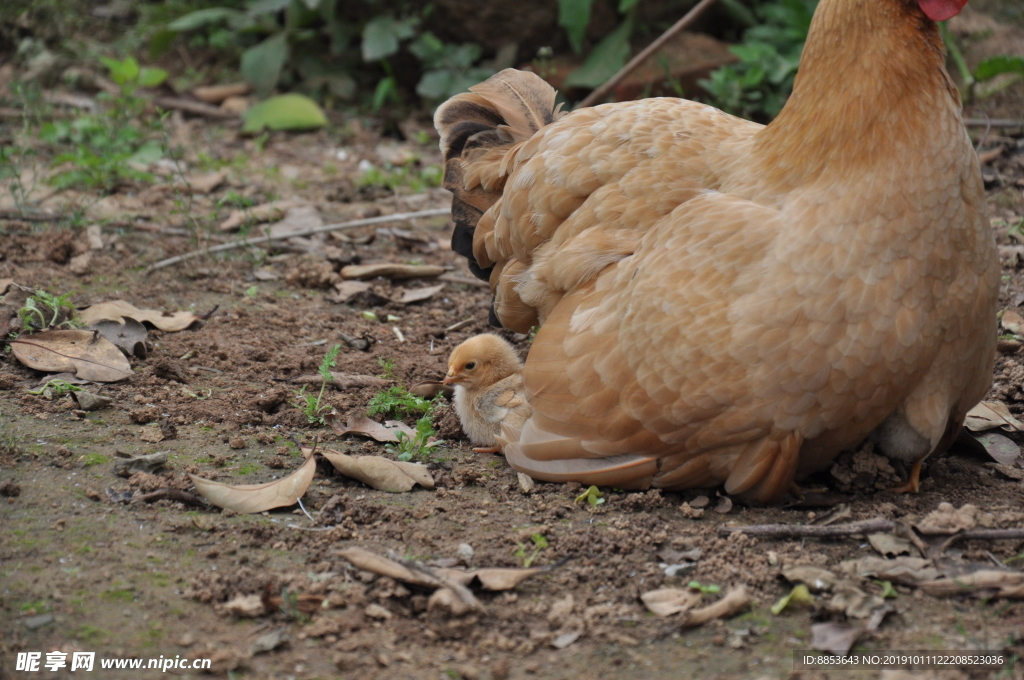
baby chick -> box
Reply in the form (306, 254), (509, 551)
(443, 334), (531, 453)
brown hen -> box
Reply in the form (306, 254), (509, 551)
(434, 0), (997, 502)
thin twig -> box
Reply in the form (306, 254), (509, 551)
(144, 208), (451, 274)
(0, 210), (62, 222)
(964, 118), (1024, 128)
(719, 521), (1024, 544)
(578, 0), (720, 108)
(130, 488), (208, 506)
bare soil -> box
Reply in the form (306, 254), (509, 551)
(2, 30), (1024, 680)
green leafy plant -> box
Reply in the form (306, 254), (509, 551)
(688, 580), (722, 595)
(358, 160), (442, 194)
(560, 0), (640, 90)
(42, 56), (168, 191)
(388, 413), (442, 462)
(292, 343), (341, 425)
(514, 533), (549, 568)
(700, 0), (817, 120)
(17, 290), (80, 331)
(376, 356), (397, 380)
(574, 484), (605, 506)
(27, 380), (85, 397)
(367, 385), (433, 420)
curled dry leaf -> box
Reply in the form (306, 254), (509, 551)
(438, 566), (548, 591)
(917, 570), (1024, 598)
(400, 284), (445, 304)
(321, 448), (433, 492)
(867, 533), (916, 558)
(329, 280), (372, 303)
(79, 300), (200, 332)
(325, 413), (415, 443)
(641, 588), (702, 617)
(88, 317), (148, 358)
(10, 330), (133, 382)
(828, 582), (885, 619)
(964, 401), (1024, 432)
(340, 263), (446, 280)
(679, 587), (751, 628)
(427, 587), (476, 616)
(0, 279), (13, 294)
(337, 548), (439, 588)
(189, 454), (316, 513)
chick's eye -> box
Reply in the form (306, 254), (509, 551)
(465, 362), (476, 370)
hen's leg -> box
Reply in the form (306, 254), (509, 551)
(889, 458), (924, 494)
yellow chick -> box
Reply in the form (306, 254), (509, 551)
(443, 334), (531, 453)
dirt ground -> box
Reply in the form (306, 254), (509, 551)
(2, 20), (1024, 680)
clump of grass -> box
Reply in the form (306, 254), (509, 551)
(513, 533), (548, 568)
(293, 344), (341, 425)
(370, 356), (442, 461)
(388, 414), (442, 462)
(0, 412), (23, 456)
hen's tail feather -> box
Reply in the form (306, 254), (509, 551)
(435, 69), (561, 288)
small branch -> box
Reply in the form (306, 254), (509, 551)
(964, 118), (1024, 128)
(144, 208), (451, 274)
(130, 488), (208, 506)
(719, 521), (1024, 544)
(719, 519), (896, 538)
(0, 210), (62, 222)
(578, 0), (720, 108)
(153, 95), (238, 120)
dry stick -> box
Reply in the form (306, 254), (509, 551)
(144, 207), (451, 274)
(719, 521), (1024, 543)
(578, 0), (720, 109)
(964, 118), (1024, 128)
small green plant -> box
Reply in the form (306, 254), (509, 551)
(574, 485), (605, 506)
(0, 411), (23, 456)
(27, 379), (84, 397)
(376, 356), (398, 380)
(513, 533), (549, 568)
(42, 56), (168, 191)
(688, 580), (722, 595)
(367, 385), (433, 420)
(874, 580), (898, 599)
(388, 413), (442, 462)
(700, 0), (818, 120)
(18, 290), (80, 331)
(292, 344), (341, 425)
(244, 285), (258, 298)
(358, 161), (443, 193)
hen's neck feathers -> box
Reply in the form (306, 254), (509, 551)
(754, 0), (961, 187)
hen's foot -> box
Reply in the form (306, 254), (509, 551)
(889, 459), (924, 494)
(472, 445), (501, 453)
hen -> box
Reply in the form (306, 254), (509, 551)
(434, 0), (998, 502)
(443, 334), (532, 453)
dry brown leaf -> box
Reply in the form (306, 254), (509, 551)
(453, 566), (546, 591)
(325, 413), (414, 443)
(192, 82), (250, 104)
(88, 317), (148, 358)
(640, 588), (702, 617)
(867, 533), (916, 558)
(78, 300), (200, 332)
(189, 454), (316, 513)
(781, 565), (838, 592)
(400, 284), (445, 304)
(679, 587), (751, 628)
(838, 556), (939, 584)
(988, 462), (1024, 480)
(917, 570), (1024, 598)
(811, 621), (863, 654)
(973, 432), (1023, 465)
(330, 280), (372, 303)
(10, 330), (133, 382)
(321, 448), (434, 492)
(0, 279), (13, 294)
(1002, 310), (1024, 335)
(219, 200), (304, 232)
(336, 548), (439, 588)
(427, 587), (475, 616)
(964, 401), (1024, 432)
(828, 582), (884, 619)
(186, 169), (228, 194)
(340, 263), (446, 280)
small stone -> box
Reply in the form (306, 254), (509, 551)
(178, 632), (195, 647)
(23, 614), (54, 630)
(84, 487), (102, 501)
(678, 502), (704, 519)
(364, 603), (391, 620)
(690, 495), (710, 508)
(456, 543), (474, 564)
(74, 392), (111, 411)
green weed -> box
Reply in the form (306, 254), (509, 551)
(27, 379), (84, 397)
(388, 414), (442, 462)
(574, 485), (605, 507)
(292, 344), (341, 425)
(513, 533), (549, 568)
(17, 289), (80, 331)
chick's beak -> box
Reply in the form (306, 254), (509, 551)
(442, 371), (459, 386)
